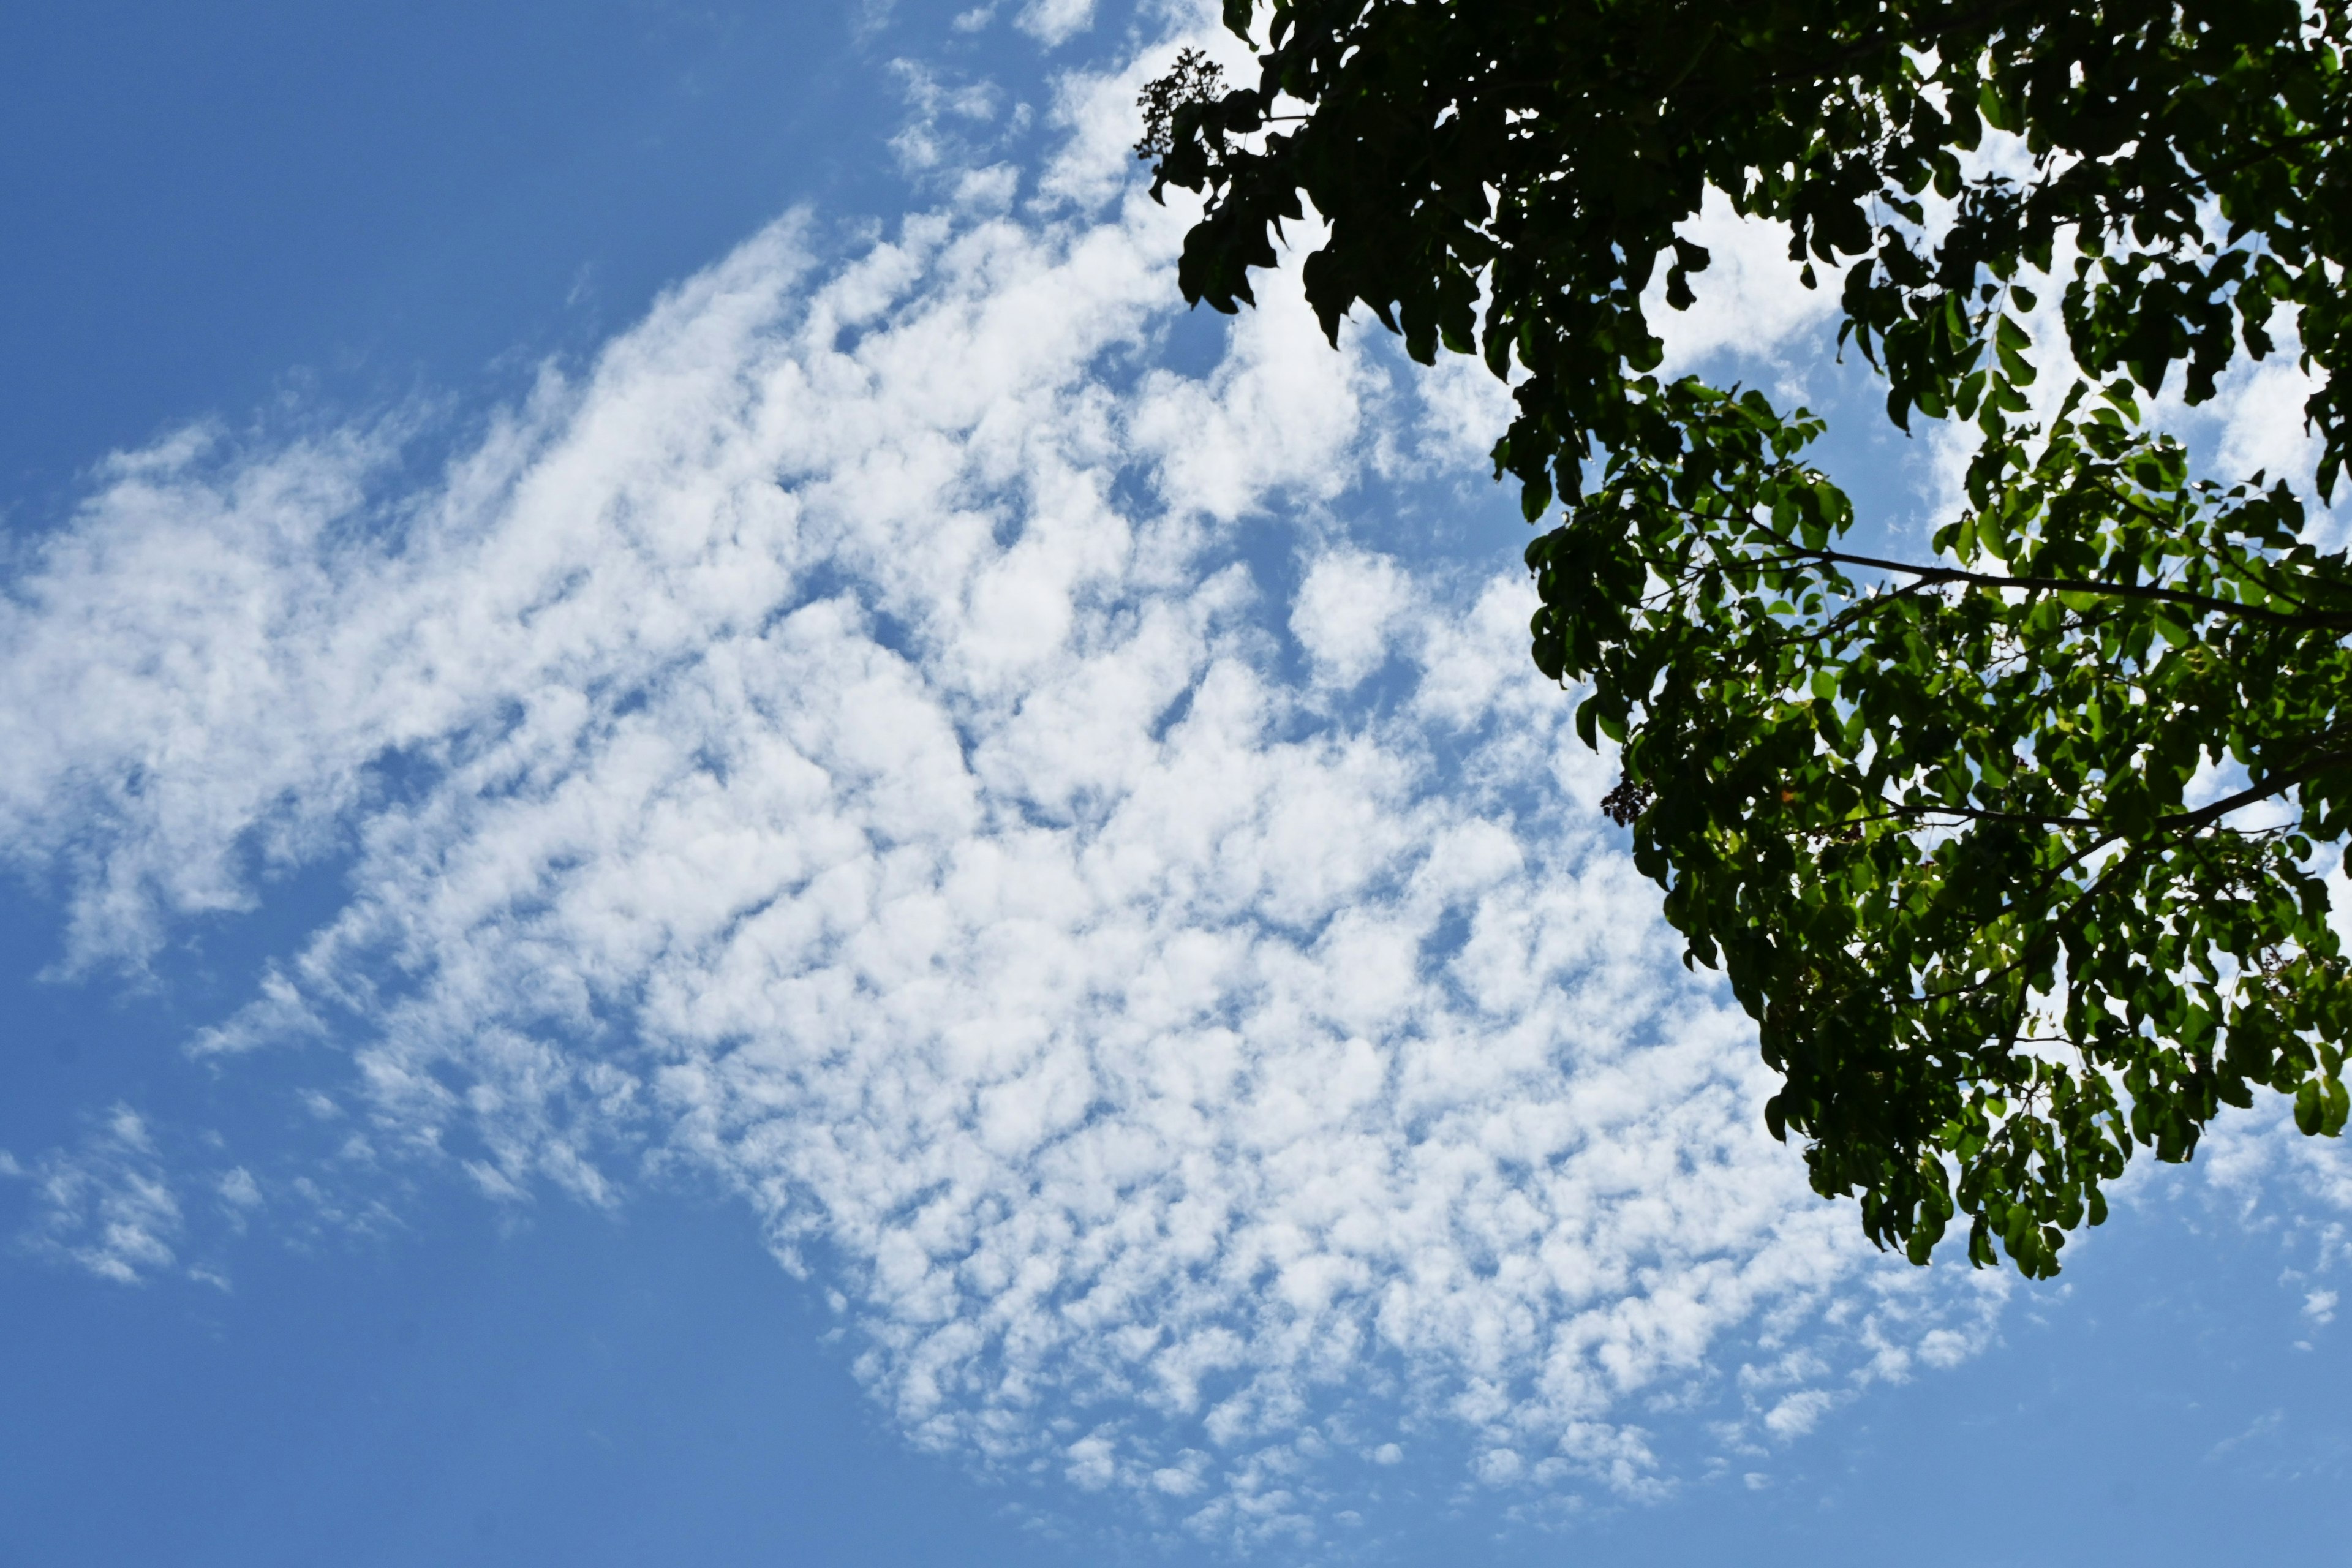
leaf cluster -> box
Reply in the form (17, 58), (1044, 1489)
(1147, 0), (2352, 1273)
(1153, 0), (2352, 502)
(1532, 376), (2352, 1273)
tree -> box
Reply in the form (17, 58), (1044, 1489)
(1142, 1), (2352, 1276)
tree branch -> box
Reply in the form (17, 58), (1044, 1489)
(1762, 540), (2352, 631)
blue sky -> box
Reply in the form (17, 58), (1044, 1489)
(3, 4), (2351, 1564)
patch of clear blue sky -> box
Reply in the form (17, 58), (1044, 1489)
(1, 0), (978, 513)
(2, 4), (2349, 1564)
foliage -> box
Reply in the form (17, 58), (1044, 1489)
(1145, 0), (2352, 1275)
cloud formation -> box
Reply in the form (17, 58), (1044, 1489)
(0, 32), (2182, 1546)
(11, 1107), (186, 1285)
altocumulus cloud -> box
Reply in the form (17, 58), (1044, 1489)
(0, 24), (2073, 1545)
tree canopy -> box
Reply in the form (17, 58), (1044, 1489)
(1144, 0), (2352, 1276)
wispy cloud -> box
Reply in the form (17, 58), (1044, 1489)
(0, 29), (2026, 1547)
(10, 1106), (186, 1284)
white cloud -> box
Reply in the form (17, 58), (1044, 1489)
(1290, 548), (1409, 689)
(1016, 0), (1096, 47)
(1474, 1447), (1525, 1484)
(0, 37), (2000, 1547)
(889, 59), (1008, 174)
(2211, 354), (2324, 488)
(219, 1167), (263, 1210)
(1760, 1389), (1839, 1440)
(1650, 188), (1841, 378)
(13, 1107), (184, 1284)
(2194, 1095), (2352, 1214)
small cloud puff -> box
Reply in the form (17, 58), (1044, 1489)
(1016, 0), (1095, 47)
(17, 1107), (184, 1284)
(1291, 549), (1411, 690)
